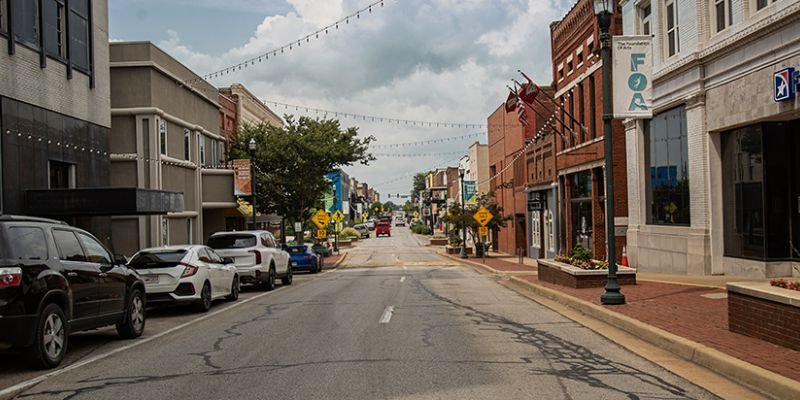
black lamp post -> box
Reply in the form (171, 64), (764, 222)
(459, 170), (468, 258)
(248, 138), (257, 230)
(594, 0), (625, 305)
(332, 183), (339, 254)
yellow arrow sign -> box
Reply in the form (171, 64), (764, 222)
(473, 206), (493, 226)
(312, 209), (331, 229)
(332, 210), (345, 223)
(413, 211), (419, 218)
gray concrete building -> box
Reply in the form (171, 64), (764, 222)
(109, 42), (235, 255)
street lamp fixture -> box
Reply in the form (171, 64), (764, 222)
(595, 0), (625, 305)
(459, 170), (468, 258)
(248, 138), (257, 230)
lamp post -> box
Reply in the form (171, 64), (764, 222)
(248, 138), (257, 230)
(459, 170), (468, 258)
(332, 183), (339, 255)
(594, 0), (625, 305)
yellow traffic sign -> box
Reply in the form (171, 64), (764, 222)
(332, 210), (345, 223)
(316, 229), (327, 239)
(312, 209), (331, 229)
(413, 211), (419, 218)
(473, 206), (493, 226)
(479, 226), (489, 237)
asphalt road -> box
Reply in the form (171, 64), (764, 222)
(2, 227), (718, 399)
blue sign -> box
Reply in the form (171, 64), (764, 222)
(774, 67), (796, 102)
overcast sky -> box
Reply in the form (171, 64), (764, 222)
(110, 0), (573, 198)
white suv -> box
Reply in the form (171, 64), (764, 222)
(207, 231), (292, 290)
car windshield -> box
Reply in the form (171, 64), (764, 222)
(128, 250), (187, 269)
(207, 234), (257, 249)
(289, 246), (308, 254)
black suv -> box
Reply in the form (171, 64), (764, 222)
(0, 215), (146, 368)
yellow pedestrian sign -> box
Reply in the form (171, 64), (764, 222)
(473, 206), (493, 226)
(312, 209), (331, 229)
(332, 210), (345, 223)
(316, 229), (327, 239)
(479, 226), (489, 237)
(413, 211), (420, 218)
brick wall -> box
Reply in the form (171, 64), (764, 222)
(728, 291), (800, 351)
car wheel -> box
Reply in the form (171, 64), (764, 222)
(226, 275), (240, 301)
(281, 263), (293, 285)
(263, 265), (276, 291)
(27, 303), (68, 369)
(196, 281), (212, 312)
(117, 288), (146, 339)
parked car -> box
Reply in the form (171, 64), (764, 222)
(376, 222), (391, 237)
(354, 224), (370, 238)
(207, 231), (292, 290)
(288, 245), (322, 273)
(0, 215), (146, 369)
(395, 219), (406, 227)
(128, 245), (239, 312)
(366, 220), (376, 231)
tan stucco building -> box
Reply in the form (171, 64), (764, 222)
(109, 42), (235, 255)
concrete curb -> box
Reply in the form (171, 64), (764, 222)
(330, 251), (349, 269)
(444, 252), (800, 400)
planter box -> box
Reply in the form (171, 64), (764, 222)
(727, 282), (800, 351)
(337, 240), (353, 248)
(430, 238), (448, 246)
(537, 259), (637, 289)
(445, 246), (472, 255)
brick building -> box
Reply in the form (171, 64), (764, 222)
(550, 0), (627, 261)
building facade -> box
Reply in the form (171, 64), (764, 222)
(551, 0), (627, 261)
(468, 142), (490, 196)
(109, 42), (235, 255)
(622, 0), (800, 277)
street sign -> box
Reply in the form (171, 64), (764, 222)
(312, 209), (331, 229)
(774, 67), (797, 102)
(479, 226), (488, 237)
(362, 212), (368, 220)
(413, 211), (420, 218)
(316, 229), (327, 239)
(332, 210), (345, 223)
(473, 206), (493, 226)
(335, 223), (343, 232)
(422, 208), (431, 217)
(294, 222), (302, 232)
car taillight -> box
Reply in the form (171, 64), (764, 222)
(0, 267), (23, 288)
(250, 250), (262, 265)
(180, 263), (198, 277)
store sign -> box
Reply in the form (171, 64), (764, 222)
(612, 36), (653, 119)
(774, 67), (797, 102)
(527, 191), (546, 211)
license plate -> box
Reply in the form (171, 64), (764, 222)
(143, 275), (159, 284)
(291, 262), (298, 267)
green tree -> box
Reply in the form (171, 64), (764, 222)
(369, 201), (383, 216)
(441, 192), (508, 246)
(383, 201), (397, 211)
(230, 117), (374, 243)
(411, 172), (426, 202)
(402, 200), (418, 216)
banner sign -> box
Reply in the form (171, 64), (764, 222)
(612, 36), (653, 119)
(464, 180), (477, 204)
(232, 159), (252, 196)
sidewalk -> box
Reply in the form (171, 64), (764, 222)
(443, 252), (800, 399)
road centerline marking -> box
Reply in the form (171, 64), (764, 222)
(400, 276), (406, 283)
(379, 306), (395, 324)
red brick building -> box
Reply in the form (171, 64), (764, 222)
(550, 0), (626, 261)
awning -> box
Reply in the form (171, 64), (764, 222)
(25, 188), (184, 216)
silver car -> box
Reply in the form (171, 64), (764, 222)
(207, 231), (292, 290)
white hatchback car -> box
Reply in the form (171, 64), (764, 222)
(207, 231), (292, 290)
(127, 245), (239, 312)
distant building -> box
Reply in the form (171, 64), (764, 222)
(468, 142), (490, 196)
(109, 42), (235, 255)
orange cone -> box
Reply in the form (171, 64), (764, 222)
(621, 246), (629, 267)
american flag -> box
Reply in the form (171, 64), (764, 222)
(516, 95), (529, 127)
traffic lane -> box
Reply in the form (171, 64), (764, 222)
(346, 226), (450, 265)
(16, 266), (718, 400)
(0, 273), (317, 391)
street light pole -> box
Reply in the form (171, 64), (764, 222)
(459, 171), (468, 258)
(594, 0), (625, 305)
(332, 183), (339, 255)
(248, 138), (257, 230)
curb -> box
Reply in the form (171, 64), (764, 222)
(330, 251), (349, 269)
(445, 252), (800, 400)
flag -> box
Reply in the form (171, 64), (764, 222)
(518, 70), (541, 105)
(516, 94), (529, 127)
(504, 90), (518, 113)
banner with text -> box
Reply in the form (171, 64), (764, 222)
(612, 36), (653, 119)
(232, 159), (252, 196)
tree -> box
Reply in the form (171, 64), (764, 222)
(411, 172), (426, 202)
(369, 201), (383, 216)
(441, 192), (509, 247)
(402, 200), (418, 216)
(230, 116), (374, 244)
(383, 201), (397, 211)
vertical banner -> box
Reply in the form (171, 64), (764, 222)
(612, 36), (653, 119)
(464, 180), (477, 204)
(232, 159), (252, 196)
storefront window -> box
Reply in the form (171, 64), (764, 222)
(645, 106), (690, 225)
(722, 126), (764, 259)
(570, 171), (592, 251)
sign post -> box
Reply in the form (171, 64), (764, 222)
(473, 207), (494, 261)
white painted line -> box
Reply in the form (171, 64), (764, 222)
(0, 285), (291, 400)
(379, 306), (395, 324)
(400, 276), (406, 283)
(403, 266), (408, 270)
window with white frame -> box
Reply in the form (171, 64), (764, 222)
(586, 36), (595, 57)
(211, 140), (219, 167)
(755, 0), (775, 11)
(532, 211), (541, 248)
(665, 0), (680, 57)
(545, 210), (554, 253)
(557, 63), (564, 81)
(199, 135), (205, 166)
(714, 0), (733, 33)
(576, 47), (584, 67)
(566, 55), (574, 75)
(638, 2), (651, 36)
(43, 0), (67, 58)
(159, 120), (167, 156)
(184, 128), (190, 161)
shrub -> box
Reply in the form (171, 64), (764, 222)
(411, 224), (432, 235)
(770, 278), (800, 291)
(312, 244), (331, 257)
(341, 227), (360, 239)
(571, 243), (592, 262)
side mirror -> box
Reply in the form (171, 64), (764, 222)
(115, 254), (128, 264)
(222, 256), (234, 265)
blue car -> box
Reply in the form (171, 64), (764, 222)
(288, 245), (323, 273)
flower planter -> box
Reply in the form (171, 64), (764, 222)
(429, 238), (448, 246)
(445, 246), (472, 255)
(727, 282), (800, 351)
(337, 239), (353, 248)
(537, 259), (637, 289)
